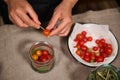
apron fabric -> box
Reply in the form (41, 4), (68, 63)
(0, 0), (61, 24)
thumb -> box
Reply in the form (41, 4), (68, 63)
(46, 14), (59, 30)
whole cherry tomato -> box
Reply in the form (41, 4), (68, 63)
(84, 52), (91, 56)
(32, 54), (39, 61)
(76, 49), (81, 55)
(39, 56), (48, 62)
(46, 54), (52, 60)
(42, 50), (49, 55)
(36, 50), (42, 56)
(43, 29), (51, 36)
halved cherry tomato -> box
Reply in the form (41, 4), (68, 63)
(95, 40), (100, 44)
(100, 38), (106, 43)
(105, 47), (113, 55)
(87, 36), (93, 41)
(78, 41), (85, 46)
(81, 45), (88, 51)
(96, 56), (104, 62)
(81, 31), (87, 36)
(83, 56), (91, 62)
(92, 46), (98, 51)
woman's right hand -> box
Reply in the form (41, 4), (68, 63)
(4, 0), (41, 29)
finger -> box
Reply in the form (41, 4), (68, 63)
(49, 20), (67, 36)
(9, 14), (28, 28)
(58, 28), (70, 36)
(58, 23), (70, 34)
(57, 24), (72, 36)
(17, 11), (40, 29)
(57, 20), (72, 35)
(26, 5), (41, 25)
(46, 13), (60, 29)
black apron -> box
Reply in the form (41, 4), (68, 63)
(0, 0), (61, 24)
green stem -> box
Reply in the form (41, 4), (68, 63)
(97, 72), (106, 80)
(105, 68), (110, 80)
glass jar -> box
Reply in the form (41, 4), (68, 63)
(29, 41), (55, 73)
(87, 64), (120, 80)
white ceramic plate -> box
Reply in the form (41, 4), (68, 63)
(68, 23), (118, 67)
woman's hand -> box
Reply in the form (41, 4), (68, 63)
(5, 0), (41, 29)
(46, 0), (78, 36)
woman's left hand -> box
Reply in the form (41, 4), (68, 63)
(46, 0), (78, 36)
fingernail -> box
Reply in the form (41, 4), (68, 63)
(46, 26), (52, 30)
(35, 25), (40, 29)
(37, 26), (40, 29)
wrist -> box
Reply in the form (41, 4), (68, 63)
(62, 0), (78, 9)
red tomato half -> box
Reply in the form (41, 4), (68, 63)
(87, 36), (93, 41)
(83, 56), (91, 62)
(105, 47), (113, 55)
(81, 45), (88, 51)
(96, 56), (104, 62)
